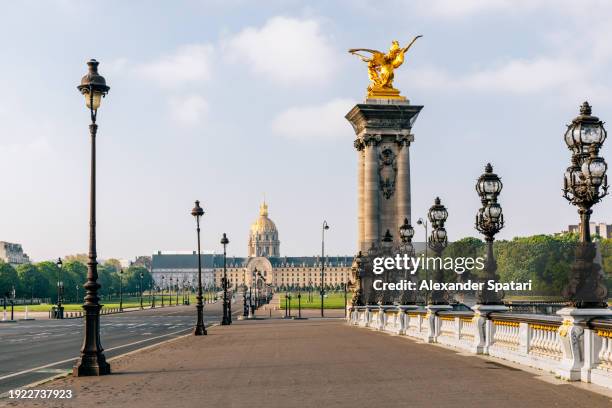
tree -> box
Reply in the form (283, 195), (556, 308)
(16, 264), (49, 299)
(0, 261), (19, 298)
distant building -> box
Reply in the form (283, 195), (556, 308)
(151, 201), (353, 290)
(567, 222), (612, 239)
(0, 242), (30, 266)
(132, 256), (152, 271)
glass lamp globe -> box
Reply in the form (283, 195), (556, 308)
(484, 203), (502, 222)
(582, 156), (607, 186)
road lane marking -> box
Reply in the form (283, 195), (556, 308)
(0, 328), (190, 382)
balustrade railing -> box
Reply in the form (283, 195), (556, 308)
(347, 305), (612, 390)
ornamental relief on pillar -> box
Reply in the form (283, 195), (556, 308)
(379, 147), (397, 199)
(363, 134), (381, 146)
(354, 139), (365, 151)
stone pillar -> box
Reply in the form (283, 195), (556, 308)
(363, 135), (380, 249)
(355, 140), (365, 252)
(396, 136), (412, 229)
(346, 100), (422, 256)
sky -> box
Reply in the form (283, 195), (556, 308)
(2, 0), (612, 262)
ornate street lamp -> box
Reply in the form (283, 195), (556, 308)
(562, 102), (609, 308)
(191, 200), (207, 335)
(161, 275), (165, 307)
(139, 272), (144, 310)
(221, 233), (231, 325)
(56, 258), (64, 318)
(73, 59), (111, 377)
(119, 269), (124, 312)
(169, 276), (173, 307)
(427, 197), (448, 305)
(321, 220), (329, 317)
(475, 163), (505, 305)
(398, 218), (416, 305)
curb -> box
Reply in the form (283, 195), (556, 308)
(0, 323), (219, 398)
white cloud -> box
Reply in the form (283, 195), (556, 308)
(169, 95), (208, 126)
(408, 57), (588, 95)
(138, 44), (213, 89)
(225, 16), (336, 83)
(271, 98), (354, 140)
(412, 0), (612, 19)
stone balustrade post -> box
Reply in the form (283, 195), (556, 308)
(581, 328), (599, 383)
(519, 322), (530, 355)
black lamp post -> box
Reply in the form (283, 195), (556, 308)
(161, 276), (165, 307)
(427, 197), (449, 305)
(192, 200), (207, 335)
(321, 220), (329, 317)
(398, 218), (416, 305)
(119, 269), (123, 312)
(73, 59), (111, 377)
(475, 163), (505, 305)
(139, 272), (144, 310)
(221, 233), (231, 325)
(150, 281), (154, 308)
(562, 102), (609, 308)
(56, 258), (64, 319)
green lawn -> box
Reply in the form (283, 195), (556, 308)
(279, 292), (347, 309)
(6, 293), (219, 312)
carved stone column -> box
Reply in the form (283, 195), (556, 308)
(346, 100), (422, 254)
(363, 134), (380, 249)
(355, 140), (366, 252)
(396, 135), (412, 229)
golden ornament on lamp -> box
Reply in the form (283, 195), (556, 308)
(349, 35), (422, 100)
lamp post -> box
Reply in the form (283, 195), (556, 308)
(321, 220), (329, 317)
(161, 276), (165, 307)
(170, 276), (174, 307)
(475, 163), (505, 305)
(56, 258), (64, 319)
(562, 102), (609, 308)
(73, 59), (111, 376)
(139, 272), (144, 310)
(416, 217), (428, 302)
(191, 200), (207, 335)
(75, 284), (79, 304)
(427, 197), (449, 306)
(248, 284), (254, 319)
(399, 218), (416, 305)
(119, 269), (123, 312)
(150, 281), (154, 308)
(221, 233), (231, 325)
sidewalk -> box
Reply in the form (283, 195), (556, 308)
(4, 319), (611, 408)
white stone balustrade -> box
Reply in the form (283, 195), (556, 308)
(347, 306), (612, 390)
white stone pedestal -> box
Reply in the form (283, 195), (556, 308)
(397, 305), (419, 335)
(425, 305), (453, 343)
(471, 304), (508, 354)
(556, 307), (612, 381)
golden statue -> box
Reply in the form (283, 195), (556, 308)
(349, 36), (422, 100)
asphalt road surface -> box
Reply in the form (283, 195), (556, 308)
(0, 302), (232, 394)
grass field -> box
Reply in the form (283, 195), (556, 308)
(5, 293), (219, 312)
(279, 292), (347, 309)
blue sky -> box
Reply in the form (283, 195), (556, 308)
(2, 0), (612, 261)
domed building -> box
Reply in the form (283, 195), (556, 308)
(151, 200), (352, 291)
(248, 202), (280, 257)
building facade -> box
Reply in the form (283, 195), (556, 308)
(567, 222), (612, 239)
(151, 202), (352, 290)
(0, 241), (30, 266)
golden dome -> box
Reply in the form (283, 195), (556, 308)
(250, 201), (277, 233)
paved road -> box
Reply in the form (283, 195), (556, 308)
(5, 319), (611, 408)
(0, 302), (232, 394)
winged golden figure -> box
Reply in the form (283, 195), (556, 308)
(349, 35), (422, 100)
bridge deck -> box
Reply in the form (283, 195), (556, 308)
(8, 319), (612, 407)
